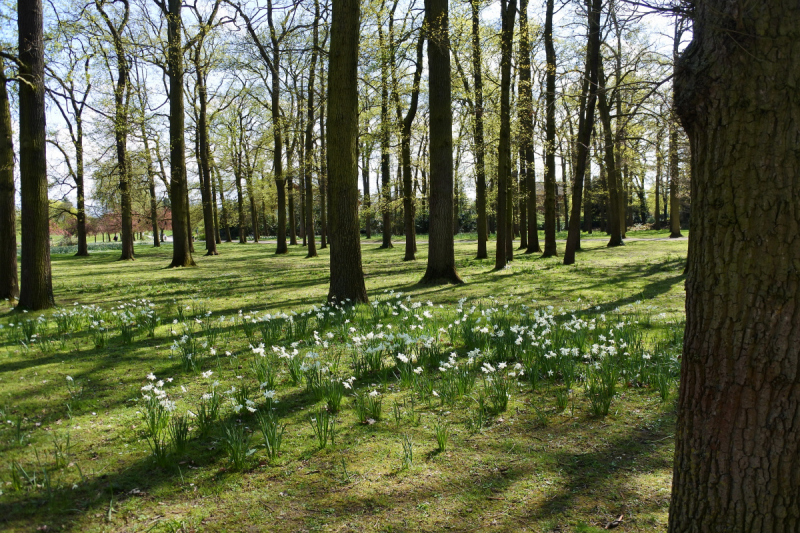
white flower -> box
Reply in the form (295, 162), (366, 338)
(202, 370), (213, 379)
(432, 390), (439, 397)
(66, 375), (74, 382)
(413, 367), (423, 375)
(369, 390), (379, 397)
(247, 406), (257, 413)
(147, 373), (156, 381)
(263, 390), (276, 399)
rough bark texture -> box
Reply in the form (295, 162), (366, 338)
(667, 2), (800, 531)
(563, 0), (600, 265)
(494, 0), (515, 270)
(471, 0), (487, 259)
(18, 0), (54, 309)
(541, 0), (557, 257)
(0, 58), (18, 301)
(420, 0), (461, 284)
(327, 0), (367, 304)
(165, 0), (195, 267)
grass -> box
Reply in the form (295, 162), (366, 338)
(0, 231), (686, 532)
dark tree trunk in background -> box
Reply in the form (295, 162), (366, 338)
(471, 0), (487, 259)
(563, 0), (600, 265)
(0, 58), (18, 301)
(541, 0), (557, 257)
(361, 143), (372, 238)
(518, 153), (527, 250)
(327, 0), (367, 303)
(597, 59), (623, 247)
(396, 22), (425, 261)
(494, 0), (516, 270)
(668, 2), (800, 531)
(214, 166), (232, 242)
(17, 0), (54, 309)
(97, 0), (133, 261)
(519, 0), (540, 255)
(319, 66), (328, 249)
(420, 0), (461, 284)
(234, 151), (247, 243)
(654, 125), (663, 229)
(163, 0), (195, 267)
(196, 57), (217, 255)
(378, 5), (393, 250)
(304, 0), (319, 258)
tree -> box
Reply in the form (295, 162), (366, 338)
(377, 0), (397, 250)
(563, 0), (601, 265)
(494, 0), (515, 270)
(668, 15), (684, 239)
(155, 0), (195, 267)
(303, 0), (320, 259)
(667, 2), (800, 531)
(541, 0), (557, 257)
(420, 0), (461, 285)
(327, 0), (367, 304)
(17, 0), (54, 309)
(470, 0), (488, 259)
(0, 57), (18, 301)
(96, 0), (134, 261)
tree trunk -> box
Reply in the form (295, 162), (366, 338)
(163, 0), (195, 267)
(195, 56), (217, 255)
(520, 0), (541, 256)
(361, 144), (371, 238)
(327, 0), (367, 303)
(541, 0), (557, 257)
(211, 164), (221, 244)
(234, 152), (247, 243)
(563, 0), (601, 264)
(668, 3), (800, 531)
(0, 58), (18, 301)
(319, 68), (328, 249)
(378, 10), (393, 250)
(518, 151), (527, 249)
(420, 0), (461, 284)
(494, 0), (516, 270)
(597, 59), (623, 247)
(215, 165), (232, 242)
(304, 0), (319, 258)
(654, 125), (663, 229)
(470, 0), (487, 259)
(669, 18), (683, 239)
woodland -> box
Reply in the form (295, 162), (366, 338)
(0, 0), (798, 532)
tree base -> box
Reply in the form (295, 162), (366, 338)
(205, 251), (219, 256)
(669, 231), (683, 238)
(419, 268), (463, 285)
(524, 246), (542, 254)
(607, 238), (624, 248)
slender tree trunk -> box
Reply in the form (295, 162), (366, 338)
(494, 0), (516, 270)
(195, 58), (217, 255)
(17, 0), (54, 308)
(327, 0), (367, 303)
(319, 70), (328, 249)
(234, 155), (246, 243)
(541, 0), (557, 257)
(668, 3), (800, 531)
(654, 126), (663, 229)
(74, 114), (88, 256)
(518, 151), (527, 249)
(0, 58), (18, 301)
(304, 0), (320, 258)
(245, 169), (259, 242)
(211, 164), (220, 244)
(519, 0), (540, 255)
(361, 144), (371, 238)
(420, 0), (461, 284)
(471, 0), (487, 259)
(597, 59), (623, 247)
(379, 19), (393, 250)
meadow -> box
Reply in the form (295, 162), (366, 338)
(0, 231), (687, 532)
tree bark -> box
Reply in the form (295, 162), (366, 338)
(378, 1), (394, 250)
(361, 143), (372, 238)
(319, 65), (328, 249)
(494, 0), (516, 270)
(194, 49), (217, 255)
(669, 17), (683, 239)
(563, 0), (601, 265)
(17, 0), (54, 308)
(304, 0), (319, 258)
(471, 0), (487, 259)
(541, 0), (557, 257)
(215, 164), (232, 242)
(668, 3), (800, 531)
(0, 58), (18, 301)
(327, 0), (368, 303)
(420, 0), (461, 284)
(597, 59), (623, 247)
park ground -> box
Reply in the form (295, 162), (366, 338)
(1, 230), (687, 532)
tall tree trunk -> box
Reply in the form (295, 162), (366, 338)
(139, 107), (160, 248)
(471, 0), (487, 259)
(164, 0), (194, 267)
(597, 59), (623, 247)
(195, 55), (217, 255)
(211, 163), (220, 243)
(288, 139), (297, 245)
(327, 0), (367, 303)
(0, 58), (18, 301)
(668, 3), (800, 531)
(245, 165), (259, 243)
(494, 0), (516, 270)
(518, 152), (527, 249)
(304, 0), (320, 258)
(519, 0), (540, 255)
(17, 0), (54, 308)
(215, 164), (232, 242)
(541, 0), (557, 257)
(361, 143), (372, 238)
(420, 0), (461, 284)
(395, 20), (425, 261)
(378, 7), (393, 250)
(563, 0), (600, 265)
(654, 125), (663, 229)
(319, 68), (328, 249)
(234, 151), (246, 243)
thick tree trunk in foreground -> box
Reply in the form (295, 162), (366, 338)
(494, 0), (516, 270)
(541, 0), (557, 257)
(667, 3), (800, 532)
(17, 0), (54, 309)
(0, 58), (18, 301)
(420, 0), (461, 284)
(327, 0), (367, 303)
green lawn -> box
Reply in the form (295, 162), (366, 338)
(0, 234), (687, 532)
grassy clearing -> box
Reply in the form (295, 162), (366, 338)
(0, 233), (686, 532)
